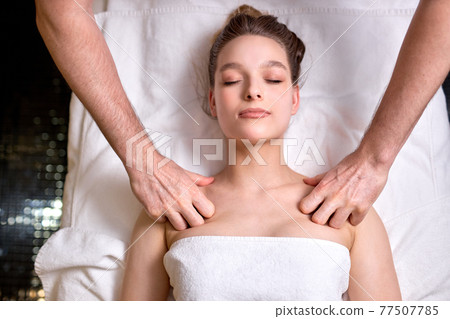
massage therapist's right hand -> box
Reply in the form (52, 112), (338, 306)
(126, 151), (215, 230)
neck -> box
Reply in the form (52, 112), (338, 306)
(215, 138), (296, 191)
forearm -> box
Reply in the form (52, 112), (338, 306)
(35, 1), (214, 227)
(35, 0), (145, 164)
(358, 0), (450, 169)
(348, 209), (401, 301)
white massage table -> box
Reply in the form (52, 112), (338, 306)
(35, 0), (450, 300)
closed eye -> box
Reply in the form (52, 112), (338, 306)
(266, 79), (282, 84)
(224, 80), (240, 86)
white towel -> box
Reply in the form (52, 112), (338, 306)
(34, 227), (126, 301)
(163, 236), (350, 300)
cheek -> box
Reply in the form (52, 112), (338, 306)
(217, 88), (236, 103)
(215, 89), (248, 138)
(271, 94), (295, 130)
(271, 90), (294, 113)
(215, 89), (239, 115)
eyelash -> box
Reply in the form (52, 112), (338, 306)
(224, 81), (239, 86)
(224, 80), (282, 86)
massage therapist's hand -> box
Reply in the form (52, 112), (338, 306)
(299, 0), (450, 228)
(126, 151), (215, 230)
(299, 149), (389, 228)
(35, 0), (215, 231)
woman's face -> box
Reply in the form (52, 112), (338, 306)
(210, 35), (299, 143)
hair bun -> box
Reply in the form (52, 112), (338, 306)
(211, 5), (265, 44)
(232, 5), (263, 18)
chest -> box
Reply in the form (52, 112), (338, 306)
(166, 185), (354, 249)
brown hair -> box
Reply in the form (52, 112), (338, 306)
(208, 5), (306, 88)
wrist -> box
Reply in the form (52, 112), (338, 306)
(123, 133), (165, 174)
(355, 141), (395, 173)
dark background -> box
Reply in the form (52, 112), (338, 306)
(1, 2), (71, 300)
(0, 2), (449, 301)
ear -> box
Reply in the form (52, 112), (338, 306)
(209, 89), (217, 117)
(291, 85), (300, 115)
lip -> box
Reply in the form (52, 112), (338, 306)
(238, 108), (271, 119)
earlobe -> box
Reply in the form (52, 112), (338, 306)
(209, 89), (217, 117)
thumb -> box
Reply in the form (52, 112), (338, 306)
(185, 170), (215, 186)
(303, 173), (325, 186)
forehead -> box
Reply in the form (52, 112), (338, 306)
(217, 35), (289, 70)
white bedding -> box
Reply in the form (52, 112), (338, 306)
(35, 0), (450, 300)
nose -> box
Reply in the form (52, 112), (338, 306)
(245, 80), (263, 101)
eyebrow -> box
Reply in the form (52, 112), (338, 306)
(219, 60), (288, 72)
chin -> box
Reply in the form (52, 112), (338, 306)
(230, 133), (277, 145)
(222, 125), (285, 143)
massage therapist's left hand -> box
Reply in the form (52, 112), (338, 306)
(299, 149), (389, 228)
(299, 0), (450, 228)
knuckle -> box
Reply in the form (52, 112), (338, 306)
(176, 198), (190, 209)
(329, 194), (344, 206)
(314, 183), (327, 194)
(321, 201), (335, 213)
(162, 204), (173, 214)
(147, 209), (159, 220)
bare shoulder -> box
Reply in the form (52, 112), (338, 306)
(348, 207), (383, 250)
(135, 210), (167, 236)
(332, 208), (380, 252)
(280, 169), (315, 194)
(354, 207), (384, 237)
(290, 170), (311, 183)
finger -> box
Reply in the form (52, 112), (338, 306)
(177, 202), (205, 227)
(166, 211), (189, 231)
(329, 207), (352, 229)
(303, 173), (326, 186)
(195, 176), (214, 187)
(185, 170), (215, 186)
(311, 199), (337, 225)
(349, 209), (367, 226)
(192, 192), (215, 219)
(299, 188), (325, 214)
